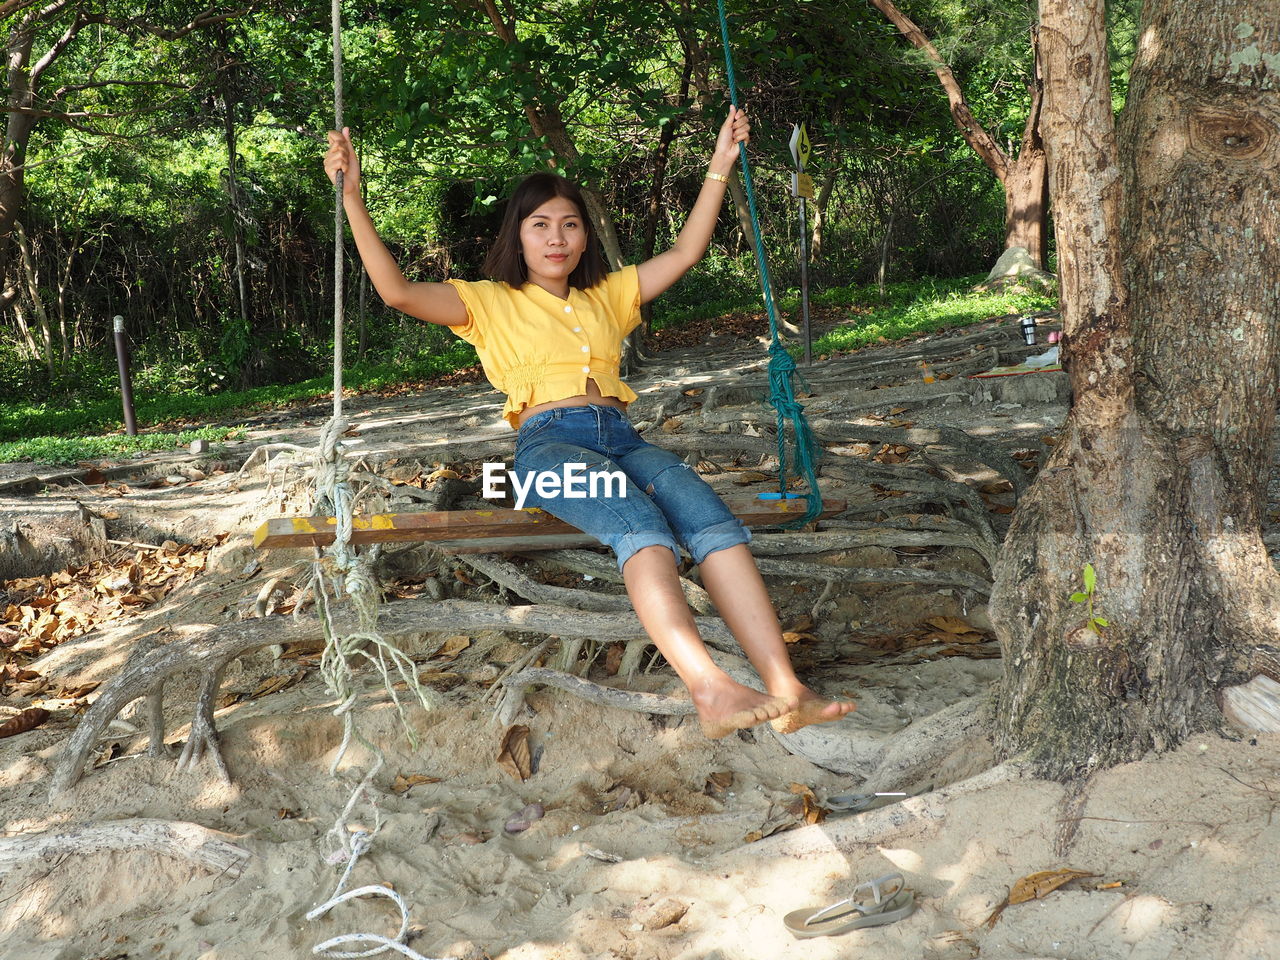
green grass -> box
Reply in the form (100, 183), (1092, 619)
(0, 426), (246, 466)
(0, 344), (477, 463)
(1, 275), (1055, 464)
(802, 275), (1057, 356)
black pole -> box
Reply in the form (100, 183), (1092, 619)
(113, 315), (137, 436)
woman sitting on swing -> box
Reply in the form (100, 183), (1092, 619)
(325, 108), (854, 739)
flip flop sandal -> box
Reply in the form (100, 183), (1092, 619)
(783, 873), (916, 939)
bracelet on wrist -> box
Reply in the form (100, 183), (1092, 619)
(705, 172), (729, 184)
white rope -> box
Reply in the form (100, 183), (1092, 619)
(306, 830), (456, 960)
(301, 4), (441, 958)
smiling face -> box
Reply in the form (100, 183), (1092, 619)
(518, 195), (588, 296)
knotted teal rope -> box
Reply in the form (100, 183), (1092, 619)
(715, 0), (823, 525)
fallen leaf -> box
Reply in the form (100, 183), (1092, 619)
(732, 471), (770, 485)
(54, 680), (101, 700)
(416, 670), (464, 690)
(0, 707), (50, 739)
(704, 771), (734, 796)
(782, 631), (816, 645)
(428, 635), (471, 661)
(250, 673), (303, 699)
(924, 616), (977, 635)
(682, 388), (704, 397)
(1009, 868), (1097, 905)
(391, 773), (443, 795)
(497, 724), (533, 781)
(661, 417), (682, 434)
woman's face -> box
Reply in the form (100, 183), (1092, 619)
(518, 195), (587, 293)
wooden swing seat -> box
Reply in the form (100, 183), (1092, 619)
(253, 497), (844, 553)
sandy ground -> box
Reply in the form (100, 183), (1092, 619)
(2, 319), (1277, 960)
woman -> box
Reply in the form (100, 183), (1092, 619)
(325, 109), (853, 739)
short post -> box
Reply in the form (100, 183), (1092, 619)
(789, 123), (815, 365)
(112, 315), (138, 436)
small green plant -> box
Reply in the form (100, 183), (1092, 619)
(1069, 563), (1110, 632)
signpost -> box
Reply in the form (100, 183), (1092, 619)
(789, 123), (814, 365)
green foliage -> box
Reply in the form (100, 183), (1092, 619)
(1069, 563), (1112, 632)
(0, 426), (245, 467)
(806, 276), (1057, 356)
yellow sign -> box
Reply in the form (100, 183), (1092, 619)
(791, 172), (815, 199)
(789, 123), (812, 170)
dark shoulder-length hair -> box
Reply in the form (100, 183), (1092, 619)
(482, 172), (609, 290)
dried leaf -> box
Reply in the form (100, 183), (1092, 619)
(682, 388), (704, 397)
(661, 417), (683, 434)
(54, 680), (101, 700)
(391, 773), (443, 794)
(250, 673), (302, 699)
(417, 670), (464, 690)
(426, 467), (461, 482)
(732, 471), (769, 485)
(924, 616), (977, 635)
(1008, 869), (1097, 905)
(497, 724), (533, 781)
(782, 631), (816, 645)
(704, 771), (734, 796)
(428, 635), (471, 661)
(603, 642), (624, 676)
(0, 707), (50, 739)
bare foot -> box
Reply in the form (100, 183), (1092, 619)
(769, 687), (856, 735)
(690, 678), (798, 740)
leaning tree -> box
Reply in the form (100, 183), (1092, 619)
(991, 0), (1280, 778)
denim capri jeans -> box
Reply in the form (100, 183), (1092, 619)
(512, 404), (751, 572)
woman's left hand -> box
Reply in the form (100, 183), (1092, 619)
(709, 106), (750, 176)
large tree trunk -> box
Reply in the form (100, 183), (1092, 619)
(991, 0), (1280, 779)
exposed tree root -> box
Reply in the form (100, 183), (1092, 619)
(49, 599), (739, 797)
(753, 555), (990, 595)
(0, 818), (251, 879)
(458, 553), (632, 613)
(495, 667), (696, 726)
(718, 760), (1031, 861)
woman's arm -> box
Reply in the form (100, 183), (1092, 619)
(325, 128), (467, 326)
(635, 107), (750, 305)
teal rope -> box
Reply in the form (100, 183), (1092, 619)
(714, 0), (823, 526)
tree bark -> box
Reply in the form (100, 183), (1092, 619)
(809, 164), (837, 260)
(868, 0), (1050, 267)
(991, 0), (1280, 779)
(640, 56), (691, 334)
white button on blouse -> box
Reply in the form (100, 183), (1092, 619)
(582, 366), (590, 373)
(564, 305), (573, 313)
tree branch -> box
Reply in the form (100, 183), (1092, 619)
(867, 0), (1009, 180)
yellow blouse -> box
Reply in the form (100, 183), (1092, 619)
(445, 266), (642, 429)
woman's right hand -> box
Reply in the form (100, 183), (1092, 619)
(324, 127), (361, 200)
